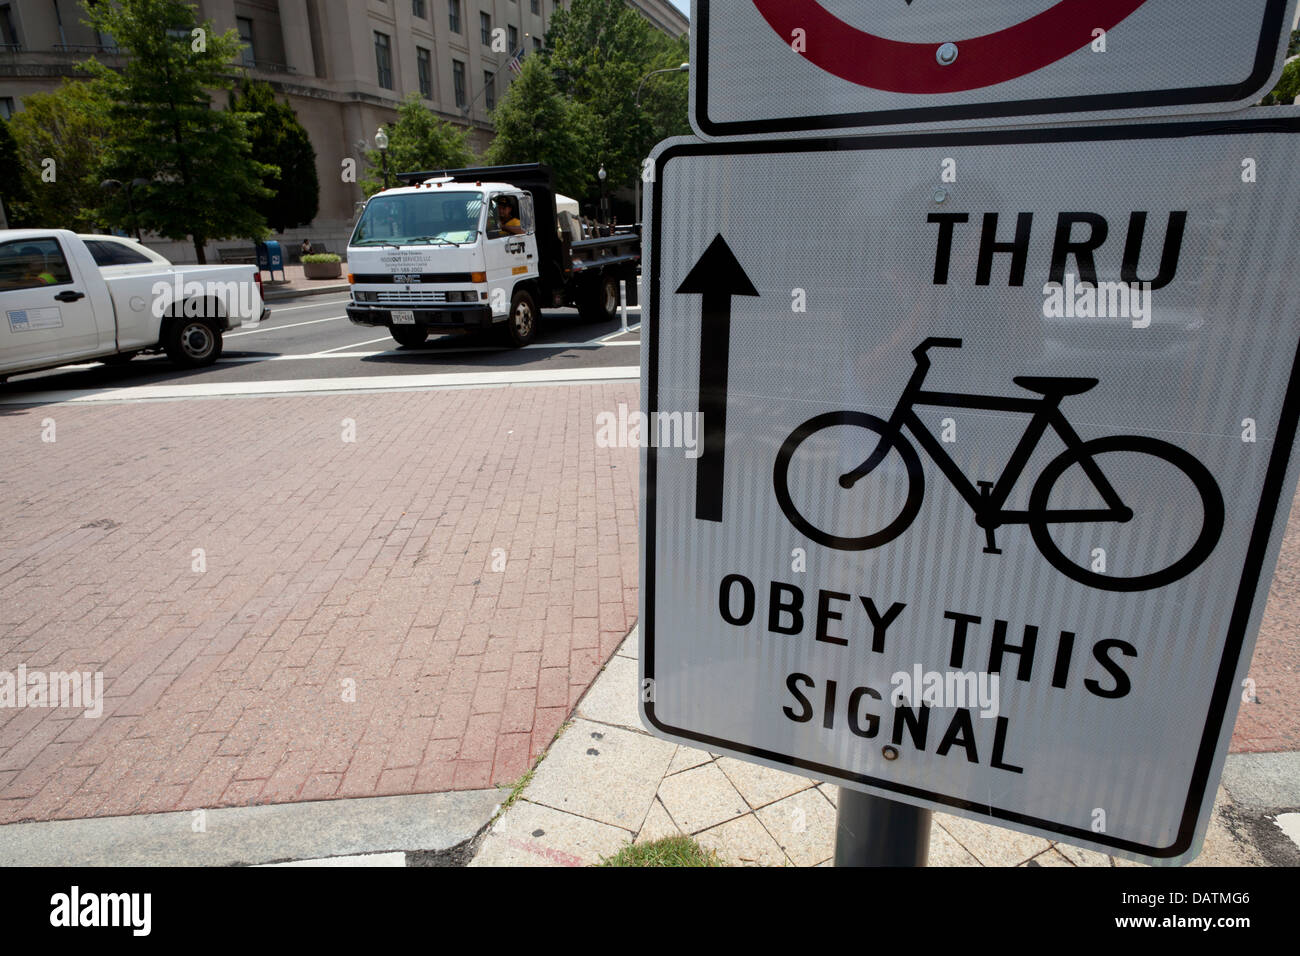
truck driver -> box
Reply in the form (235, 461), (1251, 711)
(494, 197), (524, 236)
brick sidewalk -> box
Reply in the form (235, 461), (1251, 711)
(0, 383), (638, 823)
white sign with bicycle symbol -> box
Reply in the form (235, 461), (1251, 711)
(640, 117), (1300, 863)
(773, 336), (1223, 593)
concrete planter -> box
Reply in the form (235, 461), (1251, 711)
(302, 260), (342, 280)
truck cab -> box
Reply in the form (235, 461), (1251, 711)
(346, 164), (640, 349)
(346, 178), (541, 347)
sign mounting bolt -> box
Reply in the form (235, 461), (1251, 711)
(883, 745), (900, 761)
(936, 42), (959, 66)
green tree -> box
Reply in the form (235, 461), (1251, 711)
(638, 33), (691, 149)
(6, 81), (117, 231)
(484, 57), (597, 198)
(81, 0), (274, 262)
(230, 79), (319, 232)
(0, 118), (33, 228)
(1262, 32), (1300, 104)
(543, 0), (689, 206)
(361, 93), (476, 197)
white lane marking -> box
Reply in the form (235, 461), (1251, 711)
(263, 296), (352, 313)
(215, 340), (641, 362)
(598, 324), (642, 342)
(315, 335), (394, 354)
(226, 314), (347, 337)
(0, 366), (640, 405)
(375, 339), (641, 356)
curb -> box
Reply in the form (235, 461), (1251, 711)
(264, 283), (350, 302)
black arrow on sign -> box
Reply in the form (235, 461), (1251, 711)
(676, 234), (759, 523)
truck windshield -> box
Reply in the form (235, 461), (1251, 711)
(351, 192), (483, 246)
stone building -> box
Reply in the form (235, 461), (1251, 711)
(0, 0), (689, 257)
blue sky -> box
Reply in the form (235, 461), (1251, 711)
(669, 0), (690, 18)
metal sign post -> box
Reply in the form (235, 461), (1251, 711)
(835, 790), (932, 867)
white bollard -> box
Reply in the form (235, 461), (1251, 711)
(620, 279), (629, 334)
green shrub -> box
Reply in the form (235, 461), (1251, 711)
(301, 253), (340, 264)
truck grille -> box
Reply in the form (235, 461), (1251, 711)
(376, 291), (449, 304)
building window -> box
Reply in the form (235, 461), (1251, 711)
(236, 16), (255, 66)
(412, 0), (426, 17)
(453, 59), (466, 109)
(374, 32), (393, 90)
(532, 37), (541, 53)
(0, 97), (13, 119)
(0, 4), (19, 49)
(484, 70), (495, 111)
(508, 25), (518, 52)
(417, 47), (432, 99)
(530, 0), (539, 13)
(480, 12), (491, 46)
(448, 0), (461, 33)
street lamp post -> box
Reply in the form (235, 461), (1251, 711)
(375, 127), (391, 190)
(598, 163), (608, 229)
(633, 63), (689, 225)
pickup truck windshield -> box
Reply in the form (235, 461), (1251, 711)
(351, 192), (483, 246)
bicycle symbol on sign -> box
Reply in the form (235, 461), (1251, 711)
(772, 338), (1225, 592)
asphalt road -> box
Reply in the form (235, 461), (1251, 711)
(0, 291), (642, 397)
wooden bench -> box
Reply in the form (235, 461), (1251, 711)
(216, 248), (256, 265)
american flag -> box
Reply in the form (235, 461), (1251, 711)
(507, 46), (527, 75)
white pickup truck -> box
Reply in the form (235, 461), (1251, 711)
(0, 229), (269, 382)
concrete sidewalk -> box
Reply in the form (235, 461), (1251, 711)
(471, 627), (1293, 867)
(260, 264), (349, 301)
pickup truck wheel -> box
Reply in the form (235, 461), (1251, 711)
(163, 319), (223, 368)
(390, 326), (429, 347)
(503, 289), (538, 347)
(578, 275), (619, 323)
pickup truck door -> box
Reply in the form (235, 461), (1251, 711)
(0, 235), (103, 372)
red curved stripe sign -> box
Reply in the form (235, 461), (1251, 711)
(692, 0), (1295, 137)
(751, 0), (1150, 94)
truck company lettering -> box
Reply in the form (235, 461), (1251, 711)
(717, 572), (1138, 774)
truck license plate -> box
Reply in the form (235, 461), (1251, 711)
(392, 311), (416, 324)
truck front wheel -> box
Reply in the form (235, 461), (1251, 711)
(390, 326), (429, 347)
(503, 289), (538, 347)
(578, 275), (619, 323)
(163, 319), (223, 368)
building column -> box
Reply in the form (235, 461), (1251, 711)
(278, 0), (316, 77)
